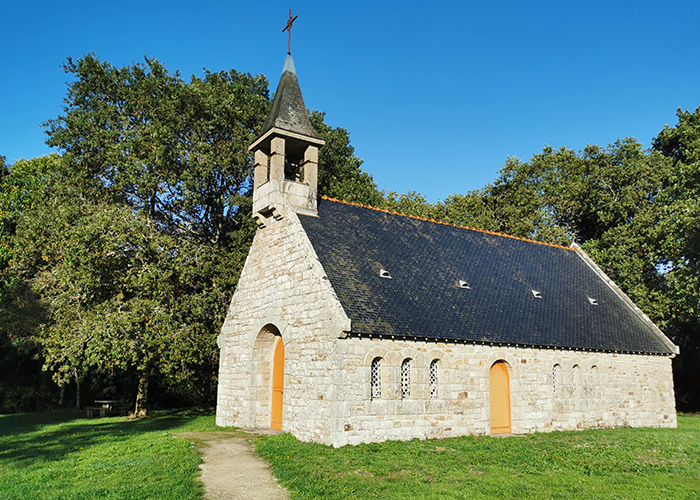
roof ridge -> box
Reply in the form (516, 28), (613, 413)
(320, 196), (575, 252)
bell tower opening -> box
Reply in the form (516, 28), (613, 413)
(249, 54), (325, 226)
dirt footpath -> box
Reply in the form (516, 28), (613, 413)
(176, 431), (289, 500)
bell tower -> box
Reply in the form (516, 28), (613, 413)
(249, 54), (325, 226)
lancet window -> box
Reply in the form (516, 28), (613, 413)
(370, 357), (382, 400)
(429, 359), (439, 399)
(553, 364), (561, 397)
(401, 359), (412, 399)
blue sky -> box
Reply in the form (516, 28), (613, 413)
(2, 0), (699, 202)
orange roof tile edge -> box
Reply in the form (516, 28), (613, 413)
(320, 196), (575, 252)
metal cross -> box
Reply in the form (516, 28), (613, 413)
(282, 9), (298, 55)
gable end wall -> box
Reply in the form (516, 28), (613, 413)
(216, 210), (350, 444)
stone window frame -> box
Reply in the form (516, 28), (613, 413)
(588, 364), (599, 399)
(572, 364), (581, 397)
(552, 364), (561, 398)
(370, 357), (382, 400)
(400, 358), (412, 399)
(429, 359), (439, 399)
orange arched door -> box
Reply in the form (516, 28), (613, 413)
(489, 361), (512, 434)
(271, 339), (285, 430)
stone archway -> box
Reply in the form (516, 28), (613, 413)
(252, 324), (283, 429)
(489, 360), (512, 434)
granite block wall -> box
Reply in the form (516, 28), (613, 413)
(216, 211), (677, 448)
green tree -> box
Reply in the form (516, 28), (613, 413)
(652, 107), (700, 410)
(12, 183), (179, 415)
(0, 155), (62, 259)
(34, 55), (270, 413)
(310, 111), (385, 207)
(44, 55), (269, 243)
(0, 156), (61, 411)
(44, 56), (181, 217)
(172, 69), (268, 244)
(438, 190), (500, 231)
(471, 141), (675, 313)
(478, 156), (569, 245)
(383, 191), (441, 219)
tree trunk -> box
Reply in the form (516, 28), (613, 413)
(59, 383), (65, 407)
(74, 370), (81, 409)
(134, 370), (149, 418)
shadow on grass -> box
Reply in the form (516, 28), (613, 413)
(0, 409), (84, 437)
(0, 408), (212, 466)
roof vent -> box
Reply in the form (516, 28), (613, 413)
(458, 280), (471, 289)
(379, 269), (392, 279)
(588, 297), (598, 306)
(531, 290), (543, 299)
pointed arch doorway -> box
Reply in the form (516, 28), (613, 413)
(489, 361), (512, 434)
(271, 338), (285, 431)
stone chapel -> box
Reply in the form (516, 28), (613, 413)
(215, 53), (678, 447)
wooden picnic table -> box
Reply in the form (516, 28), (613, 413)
(94, 400), (120, 410)
(85, 400), (120, 417)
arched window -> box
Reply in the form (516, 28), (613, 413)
(572, 365), (581, 396)
(370, 357), (382, 400)
(429, 359), (439, 399)
(589, 365), (599, 398)
(552, 364), (561, 397)
(400, 358), (412, 399)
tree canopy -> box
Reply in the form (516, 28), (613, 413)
(310, 111), (384, 206)
(651, 108), (700, 409)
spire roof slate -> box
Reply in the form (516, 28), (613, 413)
(260, 55), (323, 141)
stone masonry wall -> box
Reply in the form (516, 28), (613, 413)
(216, 210), (350, 444)
(216, 208), (677, 448)
(329, 338), (677, 447)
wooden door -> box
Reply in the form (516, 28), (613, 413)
(271, 339), (285, 430)
(489, 361), (511, 434)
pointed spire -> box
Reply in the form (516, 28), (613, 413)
(258, 55), (323, 142)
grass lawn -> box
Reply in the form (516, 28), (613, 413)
(255, 414), (700, 500)
(0, 408), (220, 500)
(2, 410), (699, 500)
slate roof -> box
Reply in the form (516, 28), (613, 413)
(260, 56), (324, 141)
(298, 198), (675, 355)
